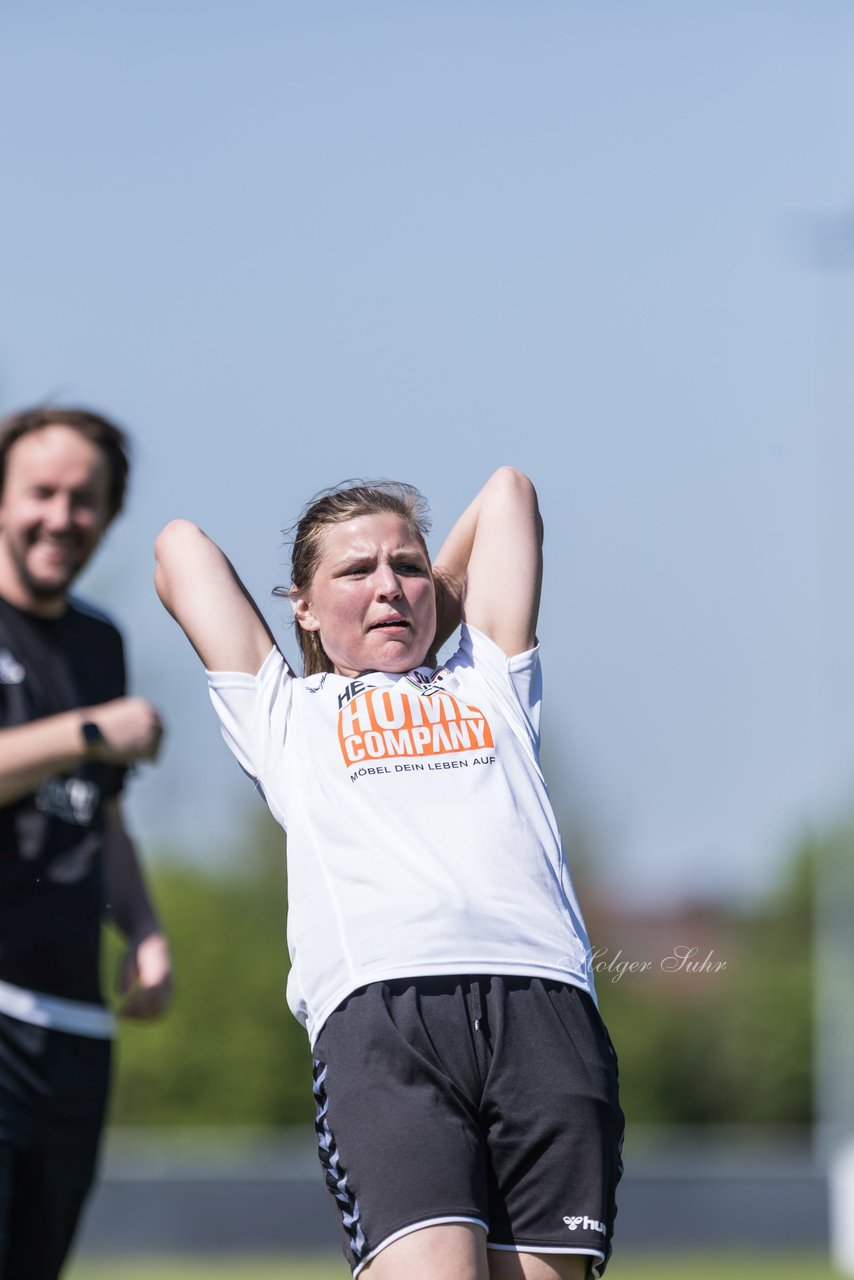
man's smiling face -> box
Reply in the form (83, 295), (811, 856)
(0, 425), (112, 617)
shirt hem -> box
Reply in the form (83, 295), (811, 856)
(304, 960), (593, 1047)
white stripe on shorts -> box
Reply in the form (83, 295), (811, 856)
(353, 1215), (489, 1278)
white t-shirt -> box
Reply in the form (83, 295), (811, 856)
(208, 623), (594, 1046)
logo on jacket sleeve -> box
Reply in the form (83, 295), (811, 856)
(0, 648), (25, 684)
(35, 778), (100, 826)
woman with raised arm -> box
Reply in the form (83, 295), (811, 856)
(155, 468), (623, 1280)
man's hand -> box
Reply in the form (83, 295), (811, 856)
(117, 931), (173, 1020)
(85, 697), (164, 765)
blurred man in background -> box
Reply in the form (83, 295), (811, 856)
(0, 406), (172, 1278)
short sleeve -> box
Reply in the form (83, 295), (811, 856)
(206, 647), (293, 780)
(457, 622), (543, 744)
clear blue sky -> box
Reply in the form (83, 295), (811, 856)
(1, 1), (850, 905)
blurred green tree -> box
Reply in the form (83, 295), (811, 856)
(589, 831), (815, 1127)
(105, 807), (315, 1127)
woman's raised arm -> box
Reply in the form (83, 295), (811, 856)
(154, 520), (275, 674)
(432, 467), (543, 658)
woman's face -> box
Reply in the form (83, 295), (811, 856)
(293, 512), (437, 677)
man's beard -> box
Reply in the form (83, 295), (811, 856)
(7, 537), (88, 605)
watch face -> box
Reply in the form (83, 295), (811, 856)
(82, 721), (104, 747)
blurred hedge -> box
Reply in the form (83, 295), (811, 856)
(595, 834), (815, 1127)
(105, 810), (315, 1127)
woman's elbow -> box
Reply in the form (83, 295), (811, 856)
(154, 519), (210, 575)
(155, 518), (201, 558)
(488, 465), (537, 499)
(487, 467), (541, 527)
(153, 520), (202, 608)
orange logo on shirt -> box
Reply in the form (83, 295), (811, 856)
(338, 687), (494, 765)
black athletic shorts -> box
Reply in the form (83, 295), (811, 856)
(312, 974), (624, 1277)
(0, 1010), (111, 1280)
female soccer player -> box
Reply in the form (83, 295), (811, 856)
(155, 467), (623, 1280)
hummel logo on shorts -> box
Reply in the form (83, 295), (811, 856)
(563, 1214), (606, 1234)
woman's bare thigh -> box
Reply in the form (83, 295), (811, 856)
(360, 1221), (489, 1280)
(488, 1249), (593, 1280)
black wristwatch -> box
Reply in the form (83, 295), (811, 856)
(80, 721), (105, 755)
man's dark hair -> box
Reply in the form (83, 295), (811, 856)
(0, 405), (131, 520)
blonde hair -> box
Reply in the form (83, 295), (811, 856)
(276, 480), (432, 676)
